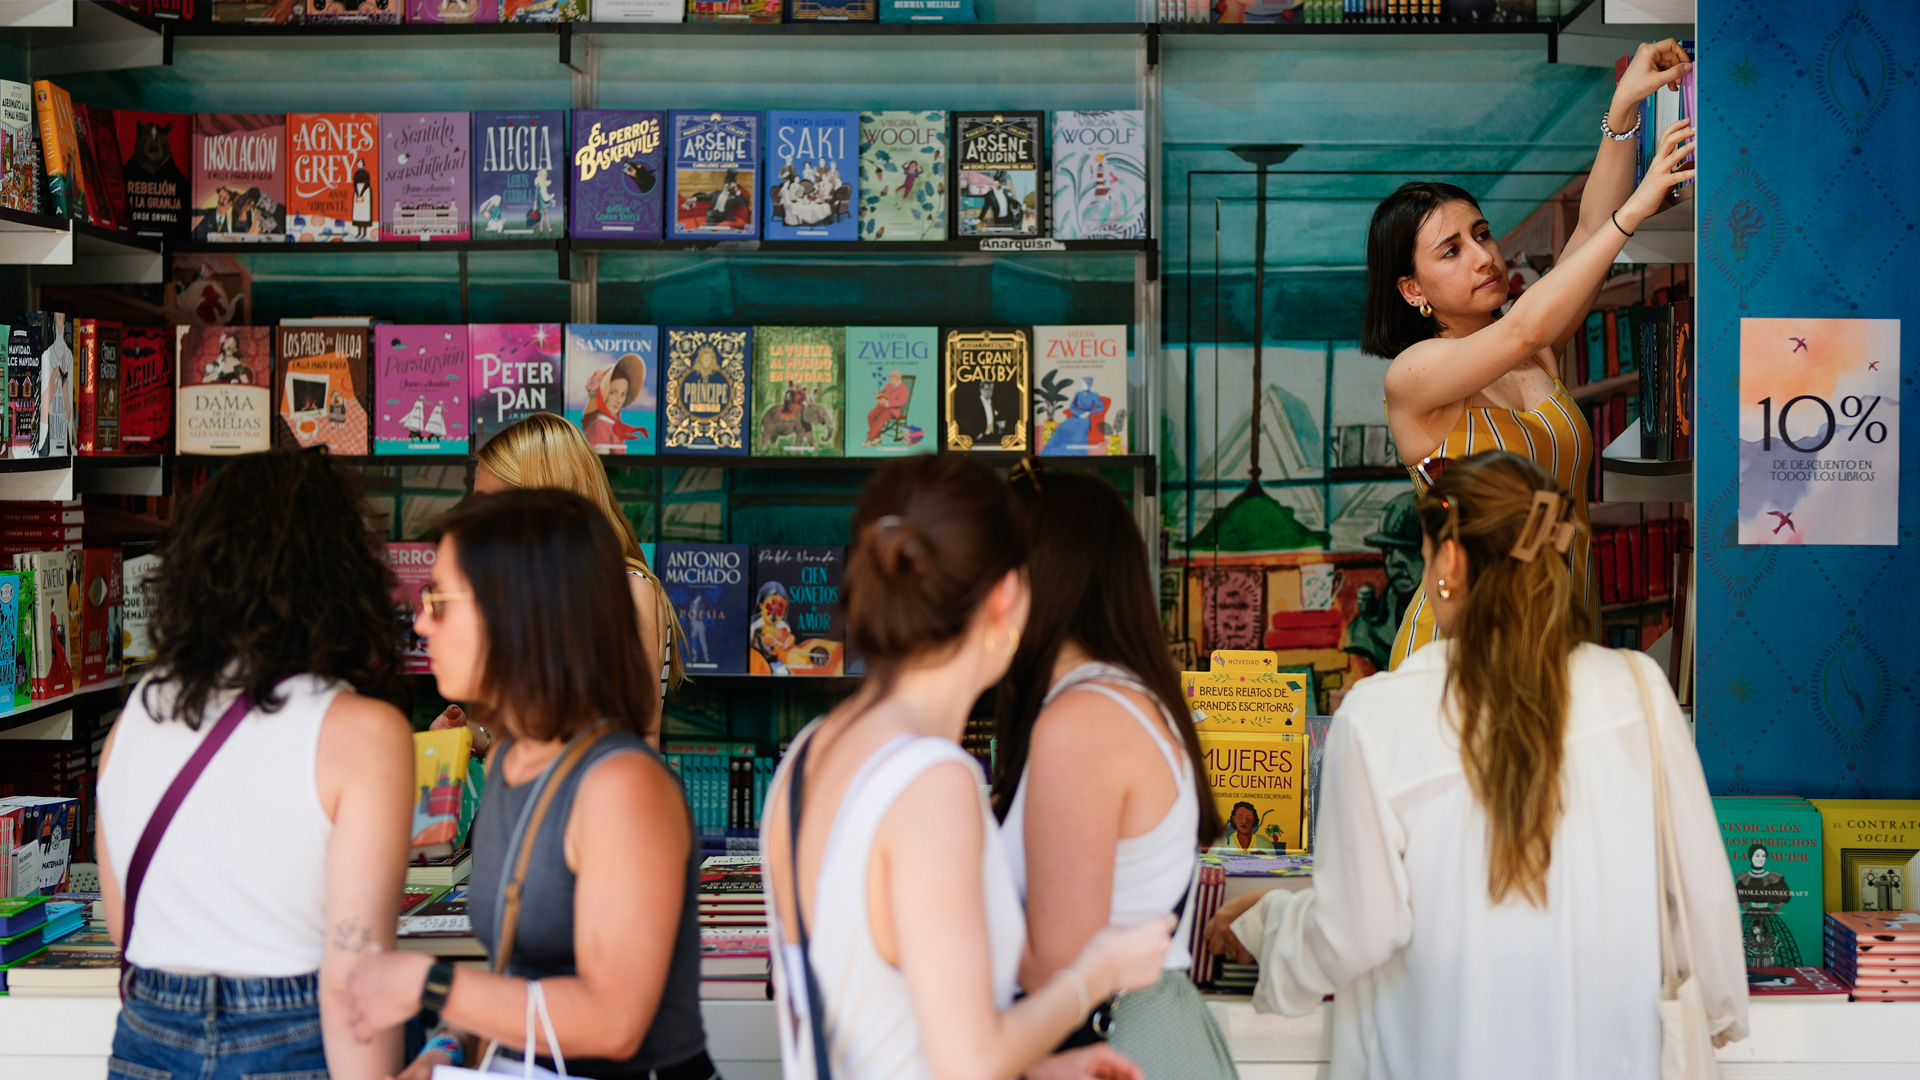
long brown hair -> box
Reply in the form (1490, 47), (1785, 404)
(475, 412), (685, 691)
(995, 469), (1220, 848)
(437, 488), (657, 743)
(1416, 450), (1590, 907)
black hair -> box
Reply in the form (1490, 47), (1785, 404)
(1747, 843), (1767, 859)
(1232, 801), (1258, 820)
(1361, 181), (1486, 359)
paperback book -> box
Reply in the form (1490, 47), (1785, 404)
(376, 326), (469, 455)
(1050, 110), (1146, 240)
(564, 323), (658, 454)
(942, 327), (1029, 452)
(468, 323), (562, 449)
(752, 326), (844, 456)
(570, 110), (665, 240)
(411, 727), (472, 850)
(192, 113), (285, 242)
(659, 543), (751, 675)
(845, 327), (935, 457)
(386, 542), (435, 674)
(472, 110), (566, 238)
(1032, 325), (1126, 456)
(381, 113), (471, 241)
(287, 113), (379, 241)
(749, 546), (845, 676)
(115, 110), (190, 238)
(176, 325), (272, 455)
(274, 321), (372, 454)
(857, 110), (946, 241)
(406, 0), (501, 19)
(668, 111), (760, 240)
(0, 81), (34, 214)
(952, 111), (1043, 239)
(763, 111), (858, 241)
(661, 327), (750, 455)
(32, 81), (84, 220)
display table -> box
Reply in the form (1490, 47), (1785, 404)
(5, 994), (1918, 1079)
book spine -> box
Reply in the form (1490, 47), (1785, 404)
(75, 321), (98, 455)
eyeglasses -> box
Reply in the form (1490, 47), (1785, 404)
(1414, 455), (1453, 489)
(415, 585), (472, 619)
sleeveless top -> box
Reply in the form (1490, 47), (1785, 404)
(763, 726), (1025, 1080)
(1388, 378), (1600, 670)
(99, 673), (341, 976)
(1001, 662), (1200, 970)
(468, 728), (707, 1077)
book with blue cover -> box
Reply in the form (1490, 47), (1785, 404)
(570, 110), (664, 240)
(762, 111), (859, 242)
(471, 110), (566, 239)
(668, 111), (760, 240)
(879, 0), (970, 19)
(659, 543), (751, 675)
(661, 327), (750, 456)
(564, 324), (658, 455)
(748, 545), (845, 676)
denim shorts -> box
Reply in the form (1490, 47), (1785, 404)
(107, 966), (328, 1080)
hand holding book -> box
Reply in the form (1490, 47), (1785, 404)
(1612, 39), (1693, 129)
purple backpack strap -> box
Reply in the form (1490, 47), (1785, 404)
(119, 690), (257, 996)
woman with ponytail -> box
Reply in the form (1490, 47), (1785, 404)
(1203, 451), (1745, 1079)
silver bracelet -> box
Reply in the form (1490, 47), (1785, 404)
(1601, 109), (1640, 142)
(1055, 968), (1091, 1018)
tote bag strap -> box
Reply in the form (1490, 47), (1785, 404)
(1628, 654), (1701, 995)
(784, 732), (837, 1080)
(490, 720), (615, 977)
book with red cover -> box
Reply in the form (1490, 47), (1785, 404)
(79, 547), (121, 687)
(1746, 967), (1848, 998)
(74, 319), (122, 456)
(192, 113), (286, 242)
(116, 110), (192, 239)
(118, 326), (175, 454)
(75, 105), (127, 232)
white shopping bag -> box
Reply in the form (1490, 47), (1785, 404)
(432, 980), (568, 1080)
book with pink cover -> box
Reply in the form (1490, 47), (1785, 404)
(468, 323), (561, 449)
(375, 325), (468, 455)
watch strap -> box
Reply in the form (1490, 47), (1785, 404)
(421, 960), (456, 1023)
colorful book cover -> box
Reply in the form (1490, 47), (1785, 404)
(1714, 796), (1825, 972)
(845, 327), (935, 457)
(5, 323), (38, 460)
(287, 113), (379, 242)
(659, 543), (750, 675)
(303, 0), (402, 21)
(1050, 110), (1145, 240)
(11, 565), (31, 708)
(468, 323), (562, 450)
(660, 327), (750, 455)
(0, 574), (16, 710)
(32, 81), (83, 220)
(74, 319), (121, 456)
(387, 542), (435, 674)
(1032, 325), (1126, 456)
(375, 325), (468, 455)
(952, 111), (1043, 239)
(381, 112), (470, 241)
(880, 0), (972, 20)
(10, 312), (73, 459)
(74, 105), (126, 232)
(1809, 800), (1920, 914)
(687, 0), (782, 20)
(0, 81), (35, 214)
(563, 324), (657, 455)
(857, 110), (946, 242)
(18, 552), (72, 700)
(1200, 730), (1306, 855)
(752, 326), (843, 456)
(122, 552), (158, 666)
(118, 326), (175, 454)
(410, 727), (471, 849)
(175, 325), (272, 455)
(472, 110), (565, 239)
(570, 110), (665, 240)
(115, 110), (191, 238)
(79, 547), (121, 686)
(787, 0), (875, 20)
(748, 545), (844, 676)
(502, 0), (588, 20)
(406, 0), (500, 18)
(941, 327), (1029, 452)
(192, 113), (286, 242)
(274, 322), (371, 454)
(668, 111), (760, 240)
(762, 110), (858, 242)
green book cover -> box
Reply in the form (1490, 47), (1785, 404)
(13, 561), (32, 709)
(845, 327), (936, 457)
(858, 111), (947, 242)
(1582, 312), (1605, 385)
(1714, 796), (1823, 971)
(751, 326), (844, 457)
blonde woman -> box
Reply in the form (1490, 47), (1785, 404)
(435, 413), (684, 749)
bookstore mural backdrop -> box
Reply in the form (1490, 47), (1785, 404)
(1696, 0), (1920, 799)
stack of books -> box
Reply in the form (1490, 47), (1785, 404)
(1825, 912), (1920, 1001)
(1745, 966), (1849, 1000)
(0, 894), (118, 996)
(698, 856), (770, 1001)
(396, 884), (483, 959)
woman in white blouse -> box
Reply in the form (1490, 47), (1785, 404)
(1206, 450), (1746, 1079)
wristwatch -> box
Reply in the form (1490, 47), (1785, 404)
(420, 961), (456, 1026)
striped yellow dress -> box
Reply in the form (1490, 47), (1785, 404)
(1388, 378), (1601, 670)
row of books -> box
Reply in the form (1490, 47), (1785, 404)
(12, 88), (1143, 245)
(115, 0), (976, 24)
(654, 544), (848, 676)
(0, 531), (153, 706)
(1164, 0), (1562, 23)
(1593, 518), (1681, 607)
(663, 744), (776, 844)
(0, 799), (83, 899)
(25, 318), (1129, 461)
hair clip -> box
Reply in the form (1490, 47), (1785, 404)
(1508, 491), (1574, 562)
(875, 515), (905, 531)
(1009, 457), (1045, 491)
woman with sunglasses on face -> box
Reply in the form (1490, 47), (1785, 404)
(1372, 40), (1695, 670)
(762, 456), (1171, 1080)
(347, 488), (715, 1080)
(1204, 452), (1745, 1079)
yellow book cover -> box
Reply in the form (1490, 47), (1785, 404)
(1209, 649), (1279, 673)
(1181, 668), (1308, 734)
(1807, 799), (1920, 913)
(411, 727), (473, 850)
(31, 80), (84, 221)
(1199, 729), (1306, 855)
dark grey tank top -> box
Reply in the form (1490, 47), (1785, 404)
(468, 728), (707, 1077)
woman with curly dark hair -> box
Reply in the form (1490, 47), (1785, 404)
(96, 452), (414, 1080)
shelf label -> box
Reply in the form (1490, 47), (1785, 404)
(978, 239), (1066, 252)
(1740, 318), (1901, 545)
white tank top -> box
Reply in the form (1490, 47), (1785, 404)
(1002, 662), (1200, 970)
(764, 728), (1024, 1080)
(98, 673), (342, 976)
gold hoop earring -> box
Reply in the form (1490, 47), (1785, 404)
(1436, 578), (1453, 601)
(1419, 302), (1434, 318)
(985, 627), (1020, 658)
